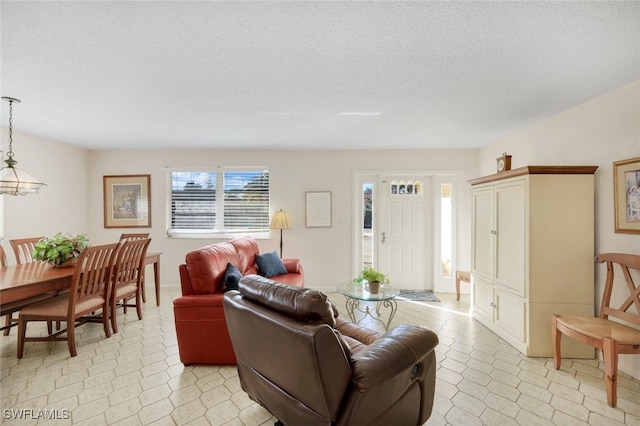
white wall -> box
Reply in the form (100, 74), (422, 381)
(0, 129), (90, 262)
(86, 149), (477, 292)
(479, 80), (640, 380)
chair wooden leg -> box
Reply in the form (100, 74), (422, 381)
(136, 293), (143, 320)
(552, 315), (562, 370)
(603, 337), (618, 408)
(103, 309), (111, 339)
(3, 314), (12, 336)
(67, 323), (77, 357)
(111, 299), (118, 334)
(455, 277), (461, 301)
(17, 317), (27, 359)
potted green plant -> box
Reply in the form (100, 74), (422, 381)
(32, 233), (90, 267)
(356, 267), (390, 294)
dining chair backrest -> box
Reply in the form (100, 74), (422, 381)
(68, 242), (120, 317)
(10, 237), (43, 264)
(0, 245), (7, 267)
(119, 233), (150, 242)
(109, 238), (151, 333)
(112, 238), (151, 287)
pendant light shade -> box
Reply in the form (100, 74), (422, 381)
(1, 97), (46, 195)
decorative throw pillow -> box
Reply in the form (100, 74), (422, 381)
(256, 251), (288, 278)
(223, 263), (243, 291)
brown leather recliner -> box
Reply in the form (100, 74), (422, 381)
(223, 275), (439, 426)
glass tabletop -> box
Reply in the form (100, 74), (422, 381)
(336, 279), (400, 301)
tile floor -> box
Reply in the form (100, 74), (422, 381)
(1, 288), (639, 425)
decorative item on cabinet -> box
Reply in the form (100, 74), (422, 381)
(496, 152), (512, 173)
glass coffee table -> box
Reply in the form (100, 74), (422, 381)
(336, 280), (400, 331)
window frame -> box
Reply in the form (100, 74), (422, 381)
(166, 166), (271, 239)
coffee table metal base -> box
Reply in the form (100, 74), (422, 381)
(344, 297), (398, 331)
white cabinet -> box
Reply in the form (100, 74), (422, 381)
(470, 166), (597, 357)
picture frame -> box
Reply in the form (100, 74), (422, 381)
(613, 157), (640, 234)
(305, 191), (332, 228)
(103, 174), (151, 228)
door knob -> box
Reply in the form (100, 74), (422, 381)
(381, 232), (386, 244)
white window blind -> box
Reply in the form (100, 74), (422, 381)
(169, 169), (269, 237)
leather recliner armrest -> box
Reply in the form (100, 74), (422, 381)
(350, 324), (438, 391)
(334, 316), (381, 346)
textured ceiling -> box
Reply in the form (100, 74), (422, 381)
(1, 1), (639, 150)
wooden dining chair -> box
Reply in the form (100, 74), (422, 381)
(10, 237), (43, 264)
(552, 253), (640, 407)
(119, 233), (150, 301)
(110, 238), (150, 333)
(2, 242), (57, 336)
(17, 242), (119, 358)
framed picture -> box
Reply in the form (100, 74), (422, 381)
(103, 174), (151, 228)
(305, 191), (332, 227)
(613, 157), (640, 234)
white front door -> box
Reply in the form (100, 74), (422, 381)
(377, 176), (432, 290)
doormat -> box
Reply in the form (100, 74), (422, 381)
(397, 290), (440, 302)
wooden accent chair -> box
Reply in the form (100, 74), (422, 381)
(9, 236), (43, 264)
(552, 253), (640, 407)
(17, 242), (120, 358)
(110, 238), (150, 333)
(456, 270), (471, 301)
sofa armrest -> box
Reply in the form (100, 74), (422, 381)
(179, 264), (194, 295)
(281, 258), (303, 275)
(350, 324), (438, 391)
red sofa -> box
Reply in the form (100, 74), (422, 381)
(174, 237), (304, 365)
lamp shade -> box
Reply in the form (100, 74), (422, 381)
(270, 210), (291, 230)
(1, 96), (46, 195)
(0, 163), (46, 195)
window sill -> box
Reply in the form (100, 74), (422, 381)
(167, 231), (270, 240)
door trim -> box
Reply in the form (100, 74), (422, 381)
(353, 170), (461, 292)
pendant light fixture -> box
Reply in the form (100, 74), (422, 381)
(1, 96), (46, 195)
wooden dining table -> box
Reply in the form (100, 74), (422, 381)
(0, 252), (162, 307)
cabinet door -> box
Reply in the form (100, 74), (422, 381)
(472, 186), (494, 282)
(495, 289), (526, 343)
(472, 277), (494, 323)
(495, 180), (526, 296)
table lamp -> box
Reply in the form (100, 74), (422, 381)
(269, 209), (291, 258)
